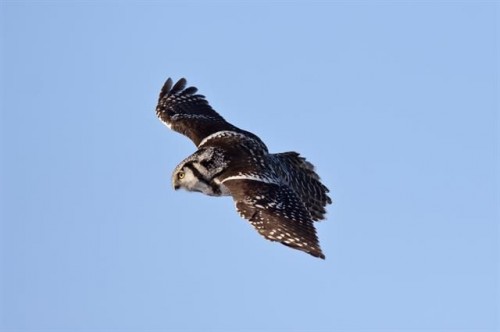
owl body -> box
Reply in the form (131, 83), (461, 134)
(172, 131), (266, 196)
(157, 78), (332, 259)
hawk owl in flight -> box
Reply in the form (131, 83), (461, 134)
(156, 78), (332, 259)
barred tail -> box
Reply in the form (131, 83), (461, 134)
(273, 152), (332, 221)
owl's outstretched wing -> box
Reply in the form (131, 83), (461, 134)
(222, 176), (325, 259)
(156, 78), (258, 147)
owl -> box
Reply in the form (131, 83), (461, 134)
(156, 78), (332, 259)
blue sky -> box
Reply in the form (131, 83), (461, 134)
(1, 1), (498, 331)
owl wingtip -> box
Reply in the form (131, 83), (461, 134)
(311, 249), (326, 259)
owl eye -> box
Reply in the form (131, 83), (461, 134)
(177, 171), (185, 179)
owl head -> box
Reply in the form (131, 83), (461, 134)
(171, 148), (221, 195)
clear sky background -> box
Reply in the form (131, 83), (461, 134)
(0, 1), (498, 331)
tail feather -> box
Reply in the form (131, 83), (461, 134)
(272, 152), (332, 221)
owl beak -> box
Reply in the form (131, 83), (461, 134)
(174, 184), (180, 190)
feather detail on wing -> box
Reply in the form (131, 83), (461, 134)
(156, 78), (239, 146)
(222, 177), (325, 259)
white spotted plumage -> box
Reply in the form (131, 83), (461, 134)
(156, 78), (332, 259)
